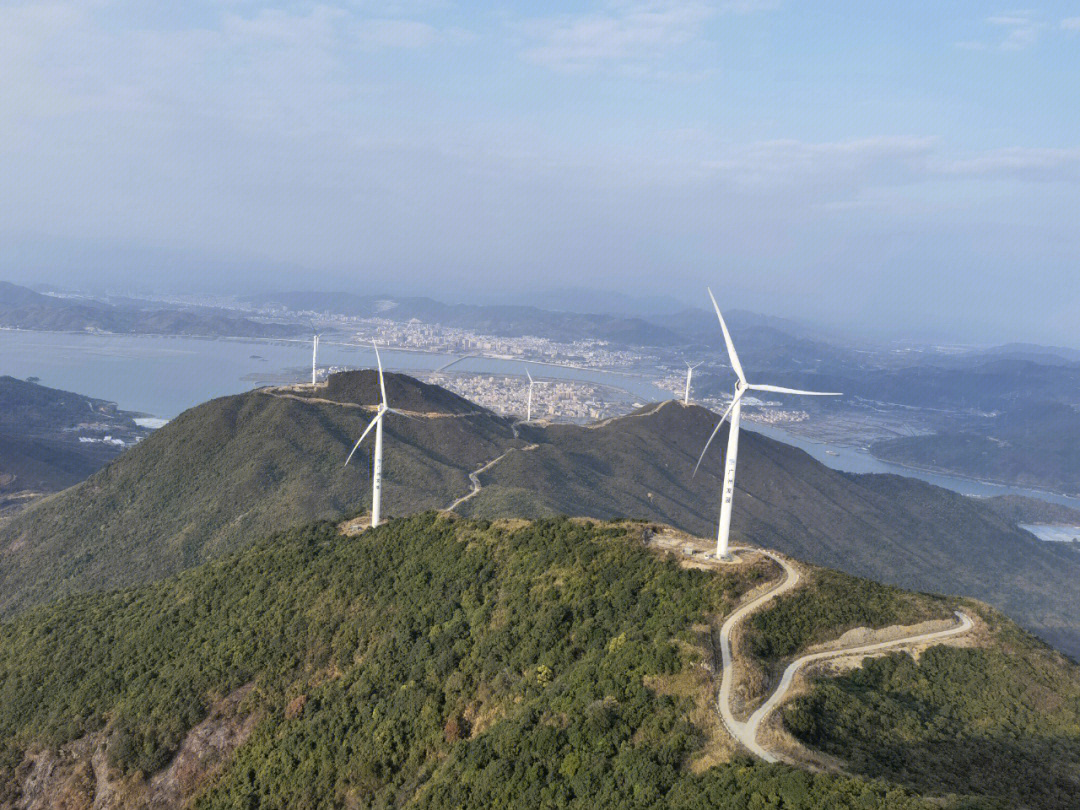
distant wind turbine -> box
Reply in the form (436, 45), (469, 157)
(694, 288), (841, 559)
(683, 361), (702, 405)
(311, 331), (321, 386)
(524, 365), (534, 421)
(344, 341), (408, 528)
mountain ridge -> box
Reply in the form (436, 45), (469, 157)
(1, 514), (1076, 808)
(2, 372), (1079, 660)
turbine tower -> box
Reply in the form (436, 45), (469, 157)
(694, 288), (841, 559)
(344, 341), (407, 527)
(311, 331), (321, 386)
(524, 365), (535, 422)
(683, 361), (702, 405)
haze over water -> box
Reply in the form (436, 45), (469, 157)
(0, 330), (665, 418)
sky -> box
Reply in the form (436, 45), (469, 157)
(2, 1), (1079, 344)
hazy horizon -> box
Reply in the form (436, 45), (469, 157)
(3, 1), (1079, 346)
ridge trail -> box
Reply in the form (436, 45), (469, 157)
(446, 445), (538, 512)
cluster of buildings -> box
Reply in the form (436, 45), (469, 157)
(422, 372), (636, 423)
(351, 318), (646, 371)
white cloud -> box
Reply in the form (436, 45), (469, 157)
(702, 137), (936, 190)
(353, 18), (442, 48)
(516, 1), (718, 74)
(933, 147), (1080, 180)
(959, 10), (1053, 51)
(987, 10), (1042, 50)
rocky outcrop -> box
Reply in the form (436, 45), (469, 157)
(8, 686), (257, 809)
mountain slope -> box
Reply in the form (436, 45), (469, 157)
(5, 514), (1073, 808)
(0, 376), (146, 506)
(0, 433), (116, 498)
(0, 372), (518, 613)
(3, 374), (1080, 659)
(462, 402), (1080, 656)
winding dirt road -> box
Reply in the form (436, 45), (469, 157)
(445, 445), (538, 512)
(714, 547), (972, 763)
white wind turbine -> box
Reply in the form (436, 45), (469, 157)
(683, 361), (702, 405)
(344, 341), (408, 528)
(311, 330), (321, 386)
(694, 288), (841, 559)
(524, 365), (535, 421)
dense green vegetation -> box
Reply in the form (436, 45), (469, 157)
(471, 402), (1080, 657)
(5, 373), (1080, 662)
(0, 372), (516, 614)
(746, 569), (952, 662)
(784, 633), (1080, 810)
(0, 514), (941, 808)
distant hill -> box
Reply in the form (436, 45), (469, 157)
(964, 341), (1080, 366)
(778, 357), (1080, 412)
(3, 372), (1080, 660)
(247, 291), (684, 347)
(871, 401), (1080, 495)
(980, 494), (1080, 525)
(0, 280), (301, 338)
(0, 376), (146, 504)
(2, 514), (1076, 808)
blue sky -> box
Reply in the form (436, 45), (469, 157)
(2, 1), (1079, 343)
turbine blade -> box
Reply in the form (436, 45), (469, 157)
(372, 340), (387, 405)
(524, 364), (533, 383)
(387, 407), (414, 419)
(693, 391), (742, 477)
(344, 413), (380, 466)
(707, 287), (746, 384)
(748, 384), (842, 396)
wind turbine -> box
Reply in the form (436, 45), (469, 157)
(344, 341), (407, 528)
(310, 330), (321, 386)
(694, 288), (841, 559)
(524, 365), (535, 421)
(683, 361), (702, 405)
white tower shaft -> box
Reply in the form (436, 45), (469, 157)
(371, 413), (384, 527)
(527, 383), (533, 421)
(311, 334), (319, 386)
(684, 366), (693, 405)
(716, 397), (741, 558)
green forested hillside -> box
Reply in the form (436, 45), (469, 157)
(0, 376), (146, 503)
(4, 374), (1080, 661)
(785, 630), (1080, 809)
(470, 402), (1080, 657)
(0, 372), (518, 613)
(746, 569), (952, 663)
(0, 515), (940, 809)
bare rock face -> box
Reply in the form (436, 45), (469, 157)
(9, 686), (257, 810)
